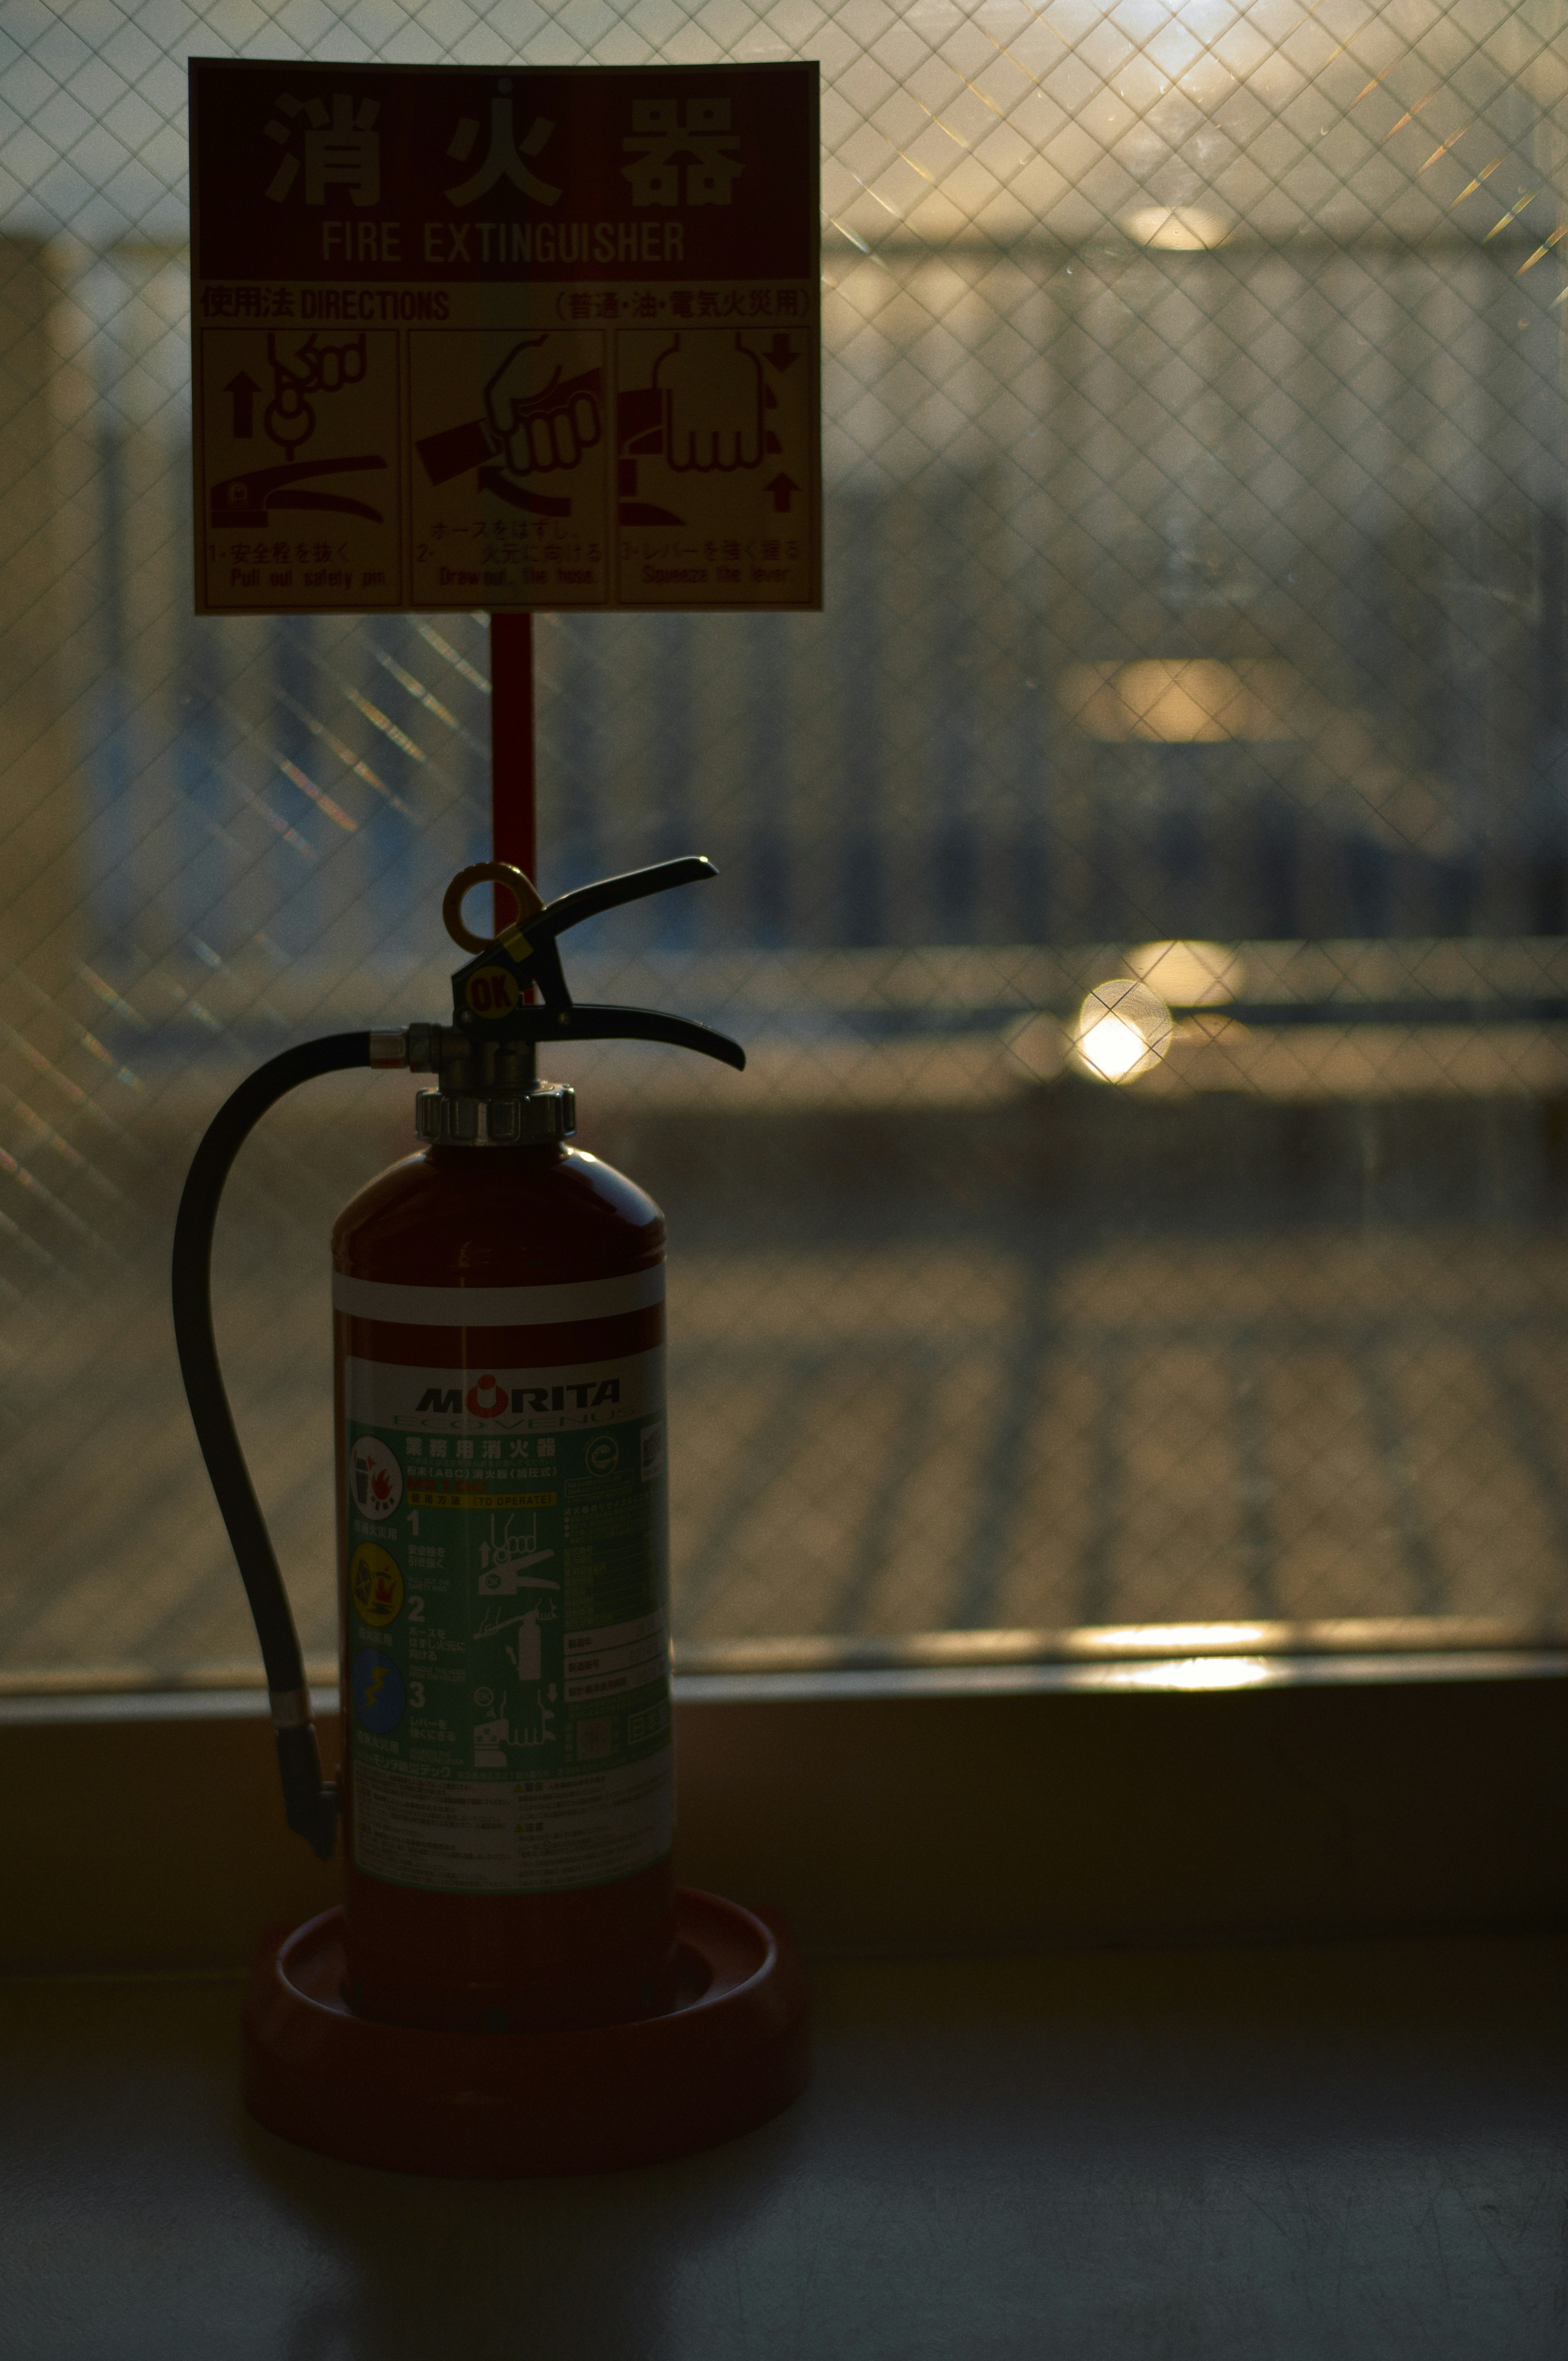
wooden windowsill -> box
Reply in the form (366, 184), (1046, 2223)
(3, 1656), (1565, 1974)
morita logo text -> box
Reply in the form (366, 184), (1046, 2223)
(416, 1374), (623, 1420)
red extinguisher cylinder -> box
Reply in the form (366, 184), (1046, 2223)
(334, 1139), (678, 2035)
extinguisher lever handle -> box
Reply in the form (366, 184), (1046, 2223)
(447, 858), (739, 1063)
(535, 1002), (746, 1069)
(525, 856), (718, 944)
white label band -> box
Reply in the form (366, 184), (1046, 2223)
(333, 1267), (665, 1326)
(351, 1757), (673, 1896)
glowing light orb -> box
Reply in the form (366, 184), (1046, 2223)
(1072, 979), (1173, 1084)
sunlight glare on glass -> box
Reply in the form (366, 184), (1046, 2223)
(1118, 1657), (1276, 1691)
(1060, 659), (1297, 744)
(1072, 980), (1173, 1084)
(1128, 941), (1246, 1007)
(1123, 205), (1231, 251)
(1080, 1015), (1148, 1080)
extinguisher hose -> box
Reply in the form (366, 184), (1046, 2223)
(172, 1032), (376, 1859)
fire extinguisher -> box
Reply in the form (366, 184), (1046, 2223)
(172, 853), (808, 2175)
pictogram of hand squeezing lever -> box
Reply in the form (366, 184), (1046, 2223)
(208, 454), (388, 530)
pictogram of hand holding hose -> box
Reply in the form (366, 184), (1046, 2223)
(416, 337), (603, 518)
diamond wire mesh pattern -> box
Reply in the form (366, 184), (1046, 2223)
(0, 0), (1567, 1684)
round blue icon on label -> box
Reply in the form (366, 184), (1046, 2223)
(352, 1647), (405, 1735)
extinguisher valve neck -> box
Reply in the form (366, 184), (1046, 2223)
(402, 1023), (441, 1073)
(414, 1082), (576, 1147)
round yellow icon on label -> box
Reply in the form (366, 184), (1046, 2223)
(350, 1542), (405, 1628)
(466, 964), (520, 1018)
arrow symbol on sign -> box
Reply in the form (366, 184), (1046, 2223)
(764, 472), (800, 515)
(224, 371), (260, 438)
(764, 333), (797, 372)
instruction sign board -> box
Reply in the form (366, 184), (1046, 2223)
(189, 58), (820, 615)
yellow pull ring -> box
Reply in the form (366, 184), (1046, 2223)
(441, 862), (544, 955)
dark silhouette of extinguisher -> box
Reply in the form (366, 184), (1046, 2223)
(172, 855), (808, 2175)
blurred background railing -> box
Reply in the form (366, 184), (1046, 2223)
(3, 0), (1568, 1684)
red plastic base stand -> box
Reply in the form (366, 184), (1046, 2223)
(241, 1887), (811, 2177)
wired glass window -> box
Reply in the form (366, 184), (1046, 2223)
(1, 0), (1566, 1686)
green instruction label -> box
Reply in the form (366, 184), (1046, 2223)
(342, 1345), (671, 1894)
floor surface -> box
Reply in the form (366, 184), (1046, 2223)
(3, 1933), (1567, 2359)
